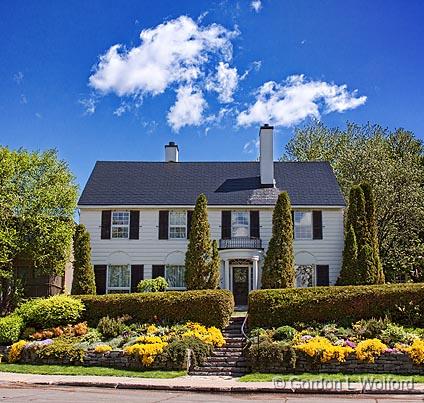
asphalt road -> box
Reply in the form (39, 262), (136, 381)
(0, 385), (423, 403)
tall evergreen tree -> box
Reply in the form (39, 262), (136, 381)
(337, 225), (358, 285)
(261, 192), (295, 288)
(185, 194), (220, 290)
(360, 182), (385, 283)
(71, 224), (96, 295)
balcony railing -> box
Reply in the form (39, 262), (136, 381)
(219, 238), (262, 249)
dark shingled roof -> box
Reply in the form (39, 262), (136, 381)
(78, 161), (345, 207)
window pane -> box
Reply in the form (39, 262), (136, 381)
(165, 265), (185, 288)
(296, 265), (314, 288)
(112, 212), (129, 225)
(108, 265), (130, 289)
(170, 211), (186, 226)
(294, 211), (312, 240)
(170, 226), (186, 239)
(232, 211), (249, 238)
(112, 226), (129, 238)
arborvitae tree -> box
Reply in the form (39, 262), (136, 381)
(71, 224), (96, 295)
(261, 192), (295, 288)
(185, 194), (220, 290)
(337, 225), (358, 285)
(360, 182), (385, 283)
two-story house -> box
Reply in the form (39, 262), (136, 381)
(78, 125), (345, 306)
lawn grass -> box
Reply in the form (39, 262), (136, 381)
(239, 372), (424, 383)
(0, 363), (186, 378)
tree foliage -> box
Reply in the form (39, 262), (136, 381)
(284, 121), (424, 281)
(261, 192), (295, 288)
(0, 147), (78, 311)
(71, 224), (96, 295)
(337, 225), (358, 285)
(185, 194), (220, 290)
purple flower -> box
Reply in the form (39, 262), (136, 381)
(344, 339), (356, 348)
(40, 339), (53, 346)
(301, 335), (313, 341)
(385, 348), (399, 353)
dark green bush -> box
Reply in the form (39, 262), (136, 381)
(247, 340), (297, 370)
(17, 295), (84, 328)
(249, 283), (424, 328)
(0, 315), (24, 345)
(97, 315), (130, 339)
(76, 290), (234, 328)
(161, 336), (212, 368)
(274, 325), (297, 342)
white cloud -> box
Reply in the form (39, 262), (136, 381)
(20, 94), (28, 104)
(35, 112), (42, 119)
(79, 97), (97, 115)
(206, 62), (239, 103)
(237, 74), (367, 127)
(243, 138), (259, 154)
(89, 16), (237, 97)
(251, 0), (262, 12)
(167, 85), (206, 131)
(13, 72), (24, 85)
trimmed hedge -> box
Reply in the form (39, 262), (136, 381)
(76, 290), (234, 329)
(249, 283), (424, 328)
(0, 315), (24, 345)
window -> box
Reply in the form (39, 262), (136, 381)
(107, 265), (130, 293)
(165, 265), (186, 289)
(296, 264), (315, 288)
(232, 211), (249, 238)
(294, 211), (312, 240)
(111, 211), (129, 239)
(169, 211), (186, 239)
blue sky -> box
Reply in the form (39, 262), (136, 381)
(1, 0), (423, 191)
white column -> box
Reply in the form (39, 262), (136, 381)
(224, 259), (230, 290)
(252, 257), (259, 290)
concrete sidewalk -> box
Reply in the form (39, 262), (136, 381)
(0, 372), (423, 395)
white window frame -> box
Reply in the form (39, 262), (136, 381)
(165, 265), (186, 290)
(231, 211), (250, 238)
(295, 264), (316, 288)
(107, 264), (131, 293)
(294, 211), (313, 240)
(169, 211), (187, 239)
(111, 211), (130, 239)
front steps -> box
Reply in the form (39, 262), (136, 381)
(189, 316), (249, 377)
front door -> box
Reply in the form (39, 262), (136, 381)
(232, 266), (249, 306)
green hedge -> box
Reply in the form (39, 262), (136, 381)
(249, 283), (424, 328)
(76, 290), (234, 329)
(0, 315), (24, 345)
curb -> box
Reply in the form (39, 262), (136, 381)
(3, 379), (424, 395)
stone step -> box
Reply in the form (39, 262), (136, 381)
(191, 366), (247, 374)
(206, 356), (247, 363)
(213, 348), (244, 354)
(212, 351), (244, 357)
(189, 371), (246, 377)
(203, 361), (248, 368)
(224, 337), (244, 342)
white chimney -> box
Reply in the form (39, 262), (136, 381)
(259, 124), (275, 187)
(165, 142), (179, 162)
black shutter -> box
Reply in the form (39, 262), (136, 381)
(250, 211), (260, 239)
(158, 211), (169, 239)
(129, 210), (140, 240)
(187, 211), (193, 239)
(131, 265), (144, 292)
(316, 265), (330, 286)
(291, 210), (295, 239)
(221, 211), (231, 239)
(313, 211), (323, 240)
(152, 265), (165, 278)
(101, 211), (111, 239)
(94, 265), (107, 295)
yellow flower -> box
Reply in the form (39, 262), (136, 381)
(356, 339), (387, 363)
(94, 344), (112, 353)
(146, 324), (158, 335)
(136, 335), (165, 344)
(124, 340), (168, 366)
(8, 340), (27, 363)
(182, 322), (225, 347)
(295, 336), (353, 363)
(396, 339), (424, 365)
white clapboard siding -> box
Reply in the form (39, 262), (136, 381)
(80, 207), (344, 285)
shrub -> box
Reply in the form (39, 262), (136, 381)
(249, 283), (424, 328)
(380, 323), (418, 346)
(0, 315), (24, 345)
(35, 337), (85, 362)
(355, 339), (387, 363)
(352, 318), (391, 340)
(8, 340), (27, 363)
(94, 344), (112, 353)
(247, 340), (297, 370)
(397, 339), (424, 365)
(274, 326), (297, 342)
(17, 295), (84, 328)
(161, 336), (212, 368)
(295, 336), (353, 363)
(124, 337), (167, 366)
(77, 289), (234, 328)
(137, 277), (168, 293)
(97, 315), (130, 339)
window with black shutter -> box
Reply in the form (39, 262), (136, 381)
(187, 210), (193, 239)
(316, 265), (330, 286)
(129, 211), (140, 240)
(131, 265), (144, 292)
(313, 211), (323, 240)
(152, 265), (165, 278)
(94, 265), (107, 294)
(100, 211), (111, 239)
(158, 211), (169, 239)
(250, 211), (260, 239)
(221, 211), (231, 239)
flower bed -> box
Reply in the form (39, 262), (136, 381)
(247, 319), (424, 374)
